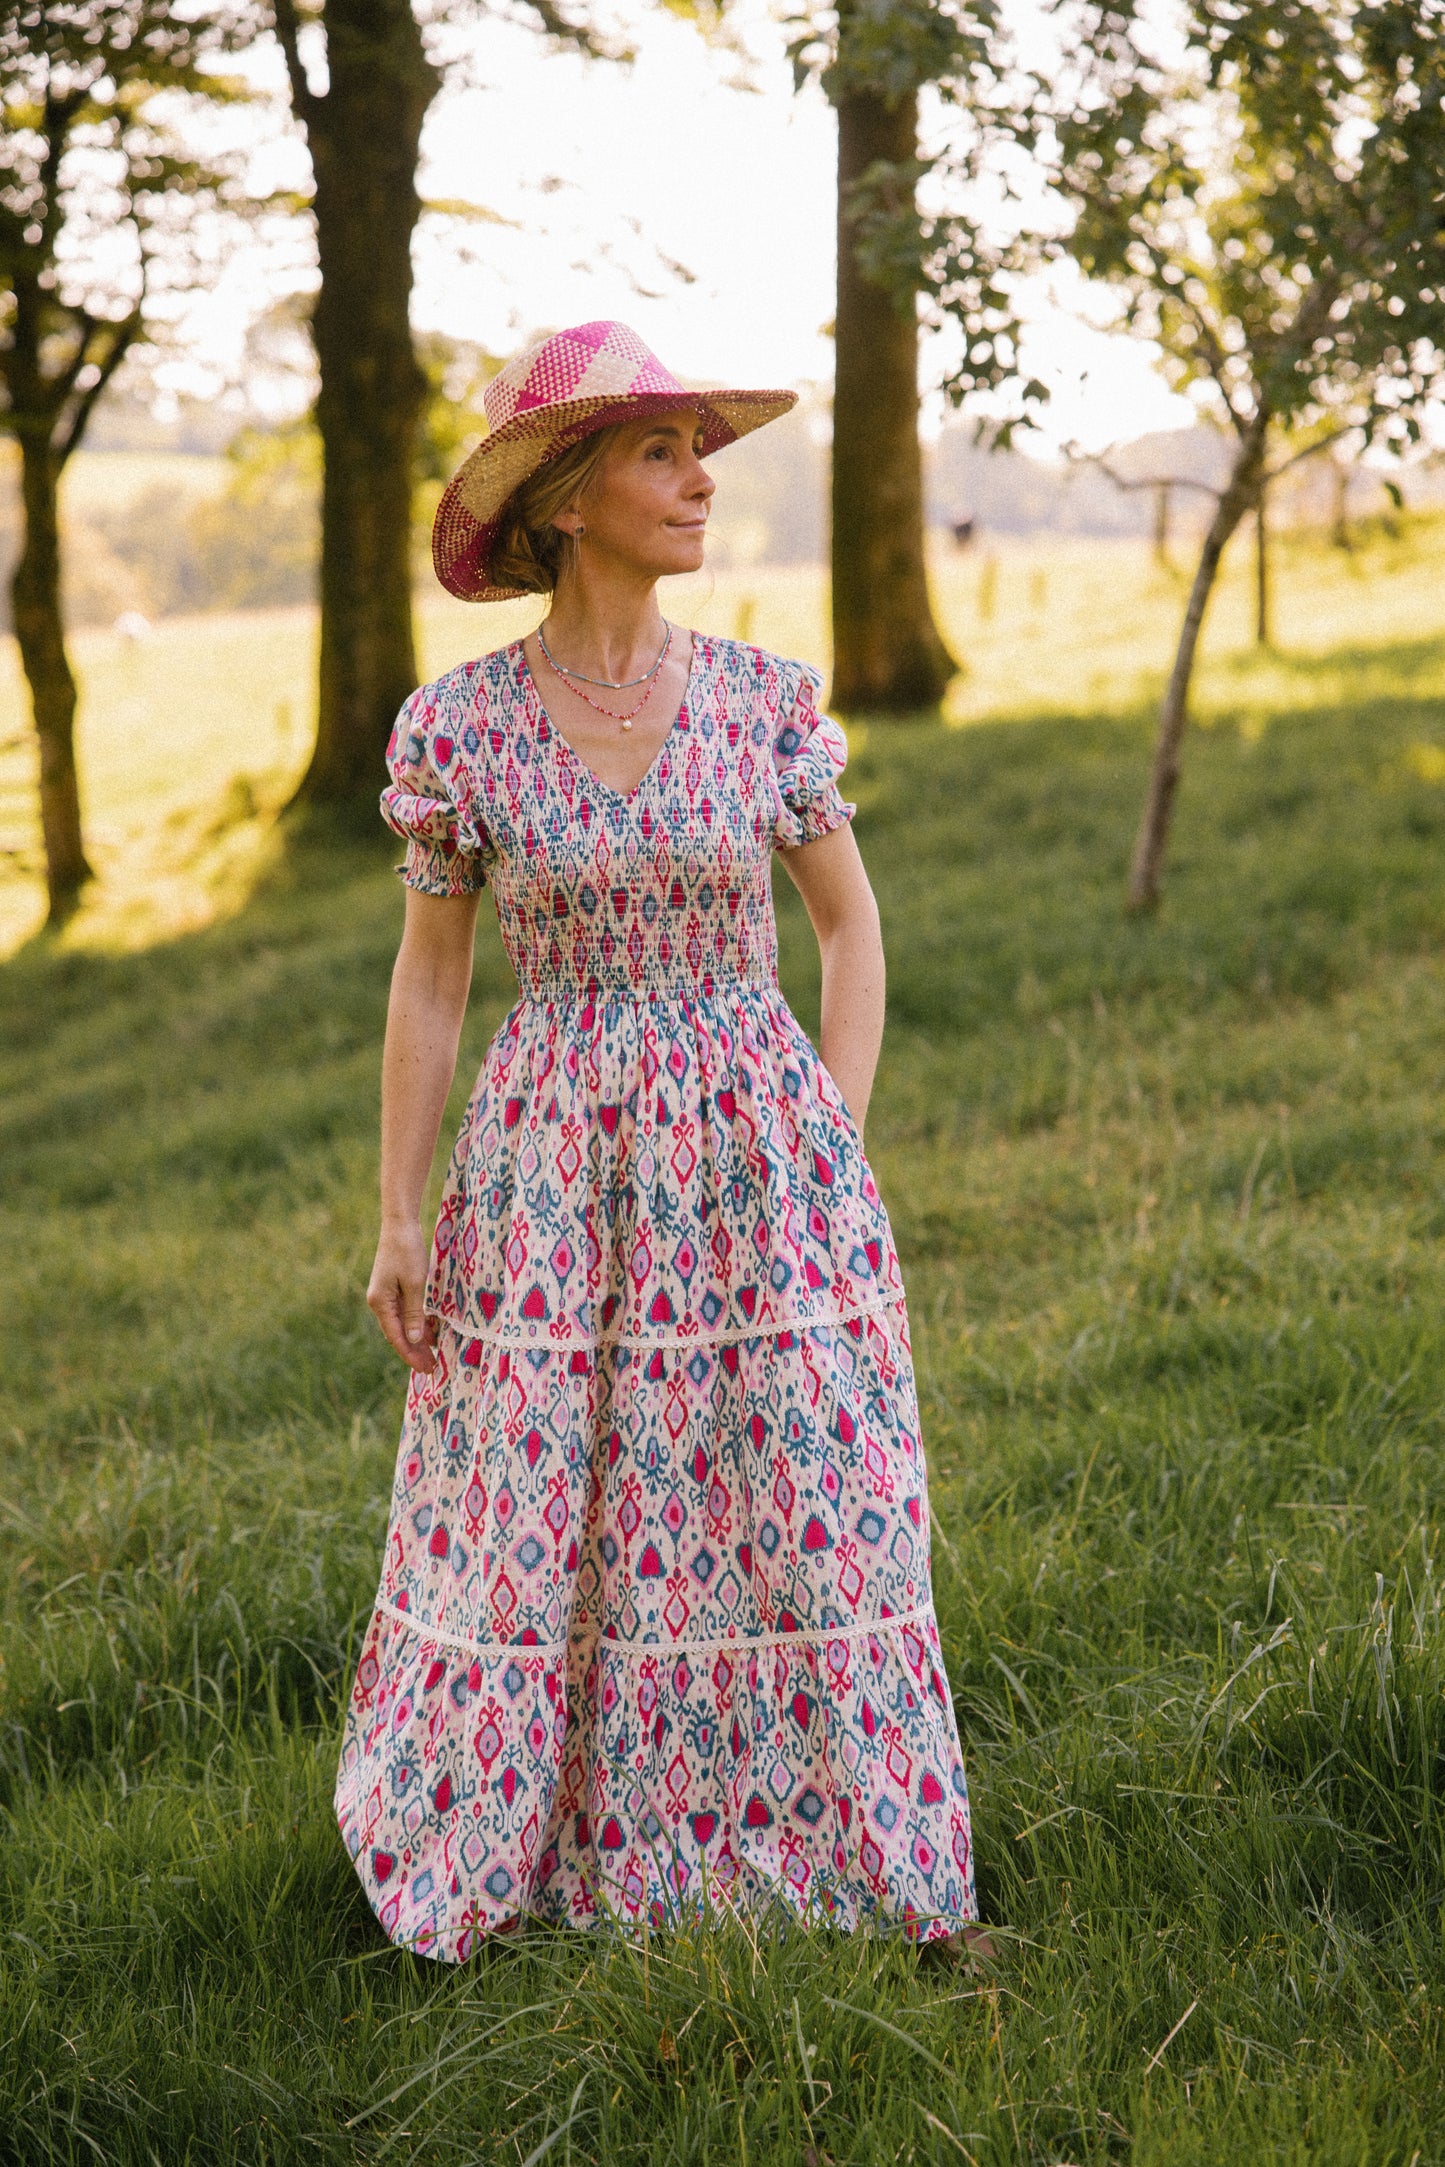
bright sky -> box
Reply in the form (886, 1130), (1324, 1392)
(195, 0), (1195, 455)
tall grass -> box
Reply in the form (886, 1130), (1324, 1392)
(4, 596), (1445, 2159)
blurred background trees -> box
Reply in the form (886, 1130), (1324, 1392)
(2, 0), (1443, 919)
(790, 0), (1033, 713)
(266, 0), (618, 811)
(0, 0), (255, 920)
(1045, 0), (1445, 910)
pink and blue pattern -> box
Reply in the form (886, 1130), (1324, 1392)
(334, 636), (978, 1958)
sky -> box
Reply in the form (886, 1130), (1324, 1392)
(191, 0), (1197, 456)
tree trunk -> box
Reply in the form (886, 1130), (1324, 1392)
(1127, 426), (1266, 914)
(1153, 481), (1172, 572)
(11, 432), (91, 920)
(1254, 482), (1271, 648)
(1331, 458), (1352, 551)
(831, 84), (954, 714)
(292, 0), (437, 807)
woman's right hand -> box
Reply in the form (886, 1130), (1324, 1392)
(367, 1220), (438, 1373)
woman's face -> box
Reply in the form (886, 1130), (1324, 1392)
(565, 407), (716, 580)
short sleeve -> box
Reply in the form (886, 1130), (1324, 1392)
(380, 681), (491, 897)
(773, 661), (855, 849)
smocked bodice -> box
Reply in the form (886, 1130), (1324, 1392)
(381, 637), (852, 1003)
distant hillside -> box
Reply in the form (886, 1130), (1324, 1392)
(717, 411), (1440, 562)
(928, 427), (1228, 540)
(5, 395), (1440, 634)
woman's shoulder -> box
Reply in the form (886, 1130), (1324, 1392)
(690, 632), (824, 713)
(407, 642), (524, 723)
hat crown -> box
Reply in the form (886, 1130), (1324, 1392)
(484, 321), (690, 436)
(434, 324), (796, 600)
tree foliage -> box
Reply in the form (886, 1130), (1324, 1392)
(0, 0), (253, 463)
(1043, 0), (1445, 908)
(1055, 0), (1445, 457)
(788, 0), (1038, 413)
(0, 0), (257, 918)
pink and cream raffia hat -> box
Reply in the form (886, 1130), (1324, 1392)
(431, 319), (796, 602)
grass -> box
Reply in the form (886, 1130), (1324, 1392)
(4, 529), (1445, 2159)
(5, 508), (1444, 955)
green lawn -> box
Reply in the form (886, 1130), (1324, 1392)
(5, 583), (1445, 2159)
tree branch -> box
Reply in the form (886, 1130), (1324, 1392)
(37, 84), (90, 261)
(270, 0), (322, 126)
(1068, 446), (1223, 500)
(46, 305), (101, 404)
(1262, 425), (1356, 485)
(57, 310), (142, 467)
(514, 0), (623, 62)
(1132, 231), (1256, 436)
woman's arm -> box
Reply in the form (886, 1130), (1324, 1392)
(777, 822), (885, 1135)
(366, 887), (481, 1373)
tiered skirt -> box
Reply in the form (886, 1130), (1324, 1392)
(335, 980), (977, 1958)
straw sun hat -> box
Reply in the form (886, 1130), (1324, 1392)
(430, 319), (796, 602)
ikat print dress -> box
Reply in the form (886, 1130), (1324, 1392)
(334, 635), (979, 1958)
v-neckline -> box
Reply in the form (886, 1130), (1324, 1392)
(514, 631), (700, 805)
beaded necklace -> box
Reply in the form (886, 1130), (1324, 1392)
(538, 618), (671, 689)
(536, 624), (673, 731)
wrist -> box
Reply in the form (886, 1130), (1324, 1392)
(379, 1208), (424, 1236)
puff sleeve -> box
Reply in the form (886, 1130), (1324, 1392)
(380, 681), (492, 897)
(772, 661), (855, 848)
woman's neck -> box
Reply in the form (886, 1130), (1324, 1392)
(542, 570), (668, 683)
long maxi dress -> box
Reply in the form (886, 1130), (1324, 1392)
(335, 634), (979, 1958)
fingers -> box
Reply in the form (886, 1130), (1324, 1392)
(401, 1281), (430, 1356)
(367, 1269), (438, 1373)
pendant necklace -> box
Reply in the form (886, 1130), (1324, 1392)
(537, 621), (672, 731)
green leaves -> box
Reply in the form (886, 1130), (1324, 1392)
(1045, 0), (1445, 452)
(786, 0), (1040, 417)
(0, 1), (264, 450)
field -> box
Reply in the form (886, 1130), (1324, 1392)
(4, 511), (1444, 954)
(5, 519), (1445, 2161)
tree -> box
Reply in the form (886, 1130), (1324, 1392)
(1254, 482), (1271, 650)
(830, 17), (952, 711)
(269, 0), (434, 810)
(1047, 0), (1445, 910)
(268, 0), (613, 809)
(0, 0), (251, 921)
(791, 0), (1034, 714)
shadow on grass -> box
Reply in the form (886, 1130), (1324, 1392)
(8, 668), (1445, 1190)
(1211, 629), (1445, 694)
(794, 667), (1445, 1040)
(0, 807), (518, 1448)
(5, 660), (1445, 1446)
(8, 650), (1445, 2160)
(8, 633), (1442, 1030)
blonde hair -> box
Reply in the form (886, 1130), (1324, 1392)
(488, 427), (619, 594)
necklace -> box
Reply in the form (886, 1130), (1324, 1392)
(536, 625), (673, 731)
(538, 619), (671, 689)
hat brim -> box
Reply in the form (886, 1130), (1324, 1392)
(431, 386), (797, 603)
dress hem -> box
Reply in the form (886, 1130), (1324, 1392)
(355, 1875), (979, 1963)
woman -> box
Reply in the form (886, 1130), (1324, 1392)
(335, 320), (986, 1959)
